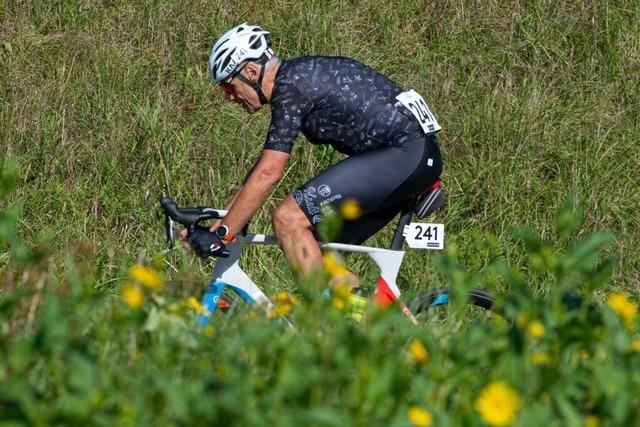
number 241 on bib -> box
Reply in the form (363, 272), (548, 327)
(402, 223), (445, 250)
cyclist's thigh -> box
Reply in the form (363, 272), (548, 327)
(293, 134), (442, 234)
(336, 200), (406, 244)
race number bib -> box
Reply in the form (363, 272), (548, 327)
(402, 223), (445, 250)
(396, 90), (442, 134)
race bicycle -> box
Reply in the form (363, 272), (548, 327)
(160, 181), (500, 326)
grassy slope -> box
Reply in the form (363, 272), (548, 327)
(1, 0), (639, 294)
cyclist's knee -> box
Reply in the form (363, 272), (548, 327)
(273, 196), (311, 235)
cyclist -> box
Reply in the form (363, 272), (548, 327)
(186, 23), (443, 291)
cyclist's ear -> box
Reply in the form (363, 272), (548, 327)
(243, 62), (260, 82)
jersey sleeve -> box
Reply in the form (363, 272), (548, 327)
(264, 83), (312, 153)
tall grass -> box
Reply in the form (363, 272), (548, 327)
(2, 0), (638, 291)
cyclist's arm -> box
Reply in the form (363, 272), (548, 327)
(217, 149), (289, 236)
(213, 163), (258, 217)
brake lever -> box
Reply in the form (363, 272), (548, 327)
(164, 214), (176, 248)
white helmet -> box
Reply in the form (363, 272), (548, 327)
(208, 23), (274, 84)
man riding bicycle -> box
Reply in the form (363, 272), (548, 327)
(186, 23), (443, 292)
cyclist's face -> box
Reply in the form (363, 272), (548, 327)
(219, 65), (262, 113)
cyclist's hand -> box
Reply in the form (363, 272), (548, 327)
(187, 226), (226, 258)
(180, 228), (190, 249)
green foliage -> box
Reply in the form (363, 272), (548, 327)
(1, 160), (33, 265)
(2, 169), (640, 426)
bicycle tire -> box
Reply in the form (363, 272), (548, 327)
(407, 288), (503, 315)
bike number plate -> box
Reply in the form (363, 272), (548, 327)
(403, 223), (444, 250)
(395, 90), (441, 134)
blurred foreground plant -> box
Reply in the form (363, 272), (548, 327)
(1, 165), (638, 426)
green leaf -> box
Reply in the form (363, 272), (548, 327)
(39, 289), (69, 354)
(555, 193), (583, 238)
(0, 160), (18, 197)
(8, 337), (34, 373)
(2, 41), (12, 55)
(305, 407), (347, 426)
(554, 394), (583, 427)
(564, 233), (615, 273)
(67, 352), (97, 394)
(587, 254), (617, 288)
(510, 226), (543, 252)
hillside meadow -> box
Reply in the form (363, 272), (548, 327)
(1, 1), (639, 425)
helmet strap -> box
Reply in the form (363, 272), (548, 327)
(235, 51), (274, 105)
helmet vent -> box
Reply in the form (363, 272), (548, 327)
(249, 35), (263, 49)
(219, 49), (235, 72)
(214, 47), (229, 63)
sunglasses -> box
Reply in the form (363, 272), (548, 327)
(218, 62), (249, 97)
(219, 82), (235, 97)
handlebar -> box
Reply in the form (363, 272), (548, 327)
(160, 197), (226, 225)
(160, 197), (230, 257)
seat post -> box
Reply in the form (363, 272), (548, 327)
(390, 207), (414, 250)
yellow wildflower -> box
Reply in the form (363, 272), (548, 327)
(409, 339), (430, 364)
(333, 284), (351, 298)
(631, 340), (640, 352)
(532, 351), (550, 365)
(408, 406), (433, 427)
(474, 382), (522, 427)
(333, 296), (347, 310)
(607, 292), (638, 326)
(271, 303), (292, 317)
(585, 415), (601, 427)
(203, 325), (215, 338)
(323, 251), (349, 277)
(271, 291), (299, 317)
(187, 296), (208, 314)
(129, 265), (163, 290)
(331, 284), (350, 311)
(340, 199), (362, 220)
(122, 283), (144, 309)
(528, 321), (545, 338)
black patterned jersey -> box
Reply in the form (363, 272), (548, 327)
(264, 56), (424, 155)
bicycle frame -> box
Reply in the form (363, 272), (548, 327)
(166, 210), (413, 327)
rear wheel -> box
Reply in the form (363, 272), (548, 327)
(408, 288), (499, 312)
(407, 288), (503, 329)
